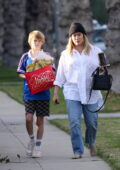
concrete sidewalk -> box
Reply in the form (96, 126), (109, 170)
(0, 91), (112, 170)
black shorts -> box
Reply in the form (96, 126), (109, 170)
(24, 100), (50, 117)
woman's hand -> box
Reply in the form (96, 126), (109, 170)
(99, 64), (110, 72)
(53, 86), (60, 104)
(99, 66), (105, 72)
(53, 94), (59, 104)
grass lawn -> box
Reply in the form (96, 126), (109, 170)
(49, 118), (120, 170)
(0, 61), (22, 82)
(0, 85), (67, 114)
(0, 84), (120, 114)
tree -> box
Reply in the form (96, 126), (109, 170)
(90, 0), (108, 24)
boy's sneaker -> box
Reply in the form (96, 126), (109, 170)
(32, 146), (42, 158)
(26, 141), (34, 156)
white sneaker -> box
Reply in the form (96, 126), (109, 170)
(32, 146), (42, 158)
(26, 141), (34, 156)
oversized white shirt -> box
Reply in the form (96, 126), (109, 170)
(54, 45), (103, 106)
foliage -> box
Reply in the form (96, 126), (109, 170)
(90, 0), (108, 24)
(0, 155), (10, 163)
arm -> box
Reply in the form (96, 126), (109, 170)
(17, 54), (27, 77)
(53, 53), (66, 87)
(53, 52), (66, 104)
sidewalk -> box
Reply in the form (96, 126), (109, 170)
(0, 91), (112, 170)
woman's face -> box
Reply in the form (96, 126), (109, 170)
(71, 32), (84, 47)
(30, 38), (43, 50)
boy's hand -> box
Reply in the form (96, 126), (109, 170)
(19, 74), (26, 79)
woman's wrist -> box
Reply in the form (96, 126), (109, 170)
(53, 93), (58, 97)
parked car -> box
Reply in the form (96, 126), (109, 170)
(92, 19), (107, 51)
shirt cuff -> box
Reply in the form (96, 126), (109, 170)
(17, 70), (25, 74)
(53, 80), (63, 88)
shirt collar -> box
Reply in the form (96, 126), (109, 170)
(28, 49), (43, 60)
(72, 48), (85, 55)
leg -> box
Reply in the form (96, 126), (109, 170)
(26, 114), (35, 156)
(24, 100), (35, 156)
(36, 116), (44, 140)
(35, 100), (49, 140)
(32, 116), (44, 158)
(33, 116), (44, 148)
(26, 113), (34, 136)
(66, 100), (84, 156)
(25, 100), (35, 137)
(82, 103), (98, 156)
(32, 100), (49, 158)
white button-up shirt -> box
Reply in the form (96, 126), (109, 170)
(54, 45), (103, 105)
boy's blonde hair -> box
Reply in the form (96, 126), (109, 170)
(28, 30), (45, 46)
(66, 34), (91, 56)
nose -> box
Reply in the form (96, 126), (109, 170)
(35, 41), (40, 45)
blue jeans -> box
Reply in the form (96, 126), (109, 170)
(66, 100), (98, 155)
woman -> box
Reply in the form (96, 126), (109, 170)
(53, 22), (103, 159)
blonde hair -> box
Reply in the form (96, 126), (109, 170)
(66, 34), (91, 56)
(28, 30), (45, 46)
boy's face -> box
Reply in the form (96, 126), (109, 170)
(30, 38), (43, 50)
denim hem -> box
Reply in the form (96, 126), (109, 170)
(74, 151), (84, 155)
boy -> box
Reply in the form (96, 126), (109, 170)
(17, 30), (53, 158)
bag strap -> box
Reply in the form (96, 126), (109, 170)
(87, 90), (110, 113)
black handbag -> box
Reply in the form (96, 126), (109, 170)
(92, 67), (113, 91)
(88, 67), (113, 112)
